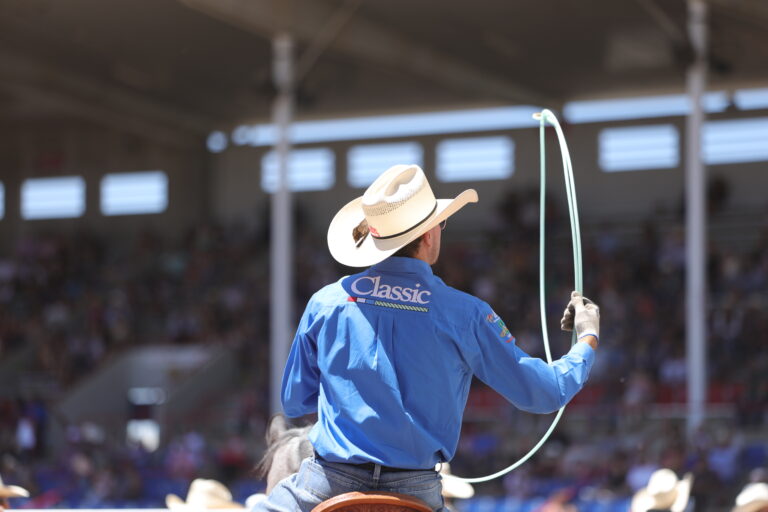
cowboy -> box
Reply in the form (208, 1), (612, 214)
(0, 476), (29, 510)
(630, 468), (693, 512)
(255, 164), (599, 512)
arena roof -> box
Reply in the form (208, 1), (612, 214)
(1, 0), (768, 141)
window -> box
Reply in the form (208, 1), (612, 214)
(21, 176), (85, 219)
(436, 136), (514, 182)
(703, 117), (768, 164)
(101, 171), (168, 216)
(261, 148), (335, 193)
(347, 142), (423, 188)
(232, 106), (540, 147)
(0, 182), (4, 219)
(734, 88), (768, 110)
(564, 92), (728, 123)
(598, 125), (679, 172)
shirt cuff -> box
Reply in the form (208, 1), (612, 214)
(568, 339), (596, 367)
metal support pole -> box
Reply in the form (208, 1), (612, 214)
(685, 0), (707, 438)
(269, 33), (295, 415)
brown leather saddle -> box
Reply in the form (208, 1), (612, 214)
(311, 492), (432, 512)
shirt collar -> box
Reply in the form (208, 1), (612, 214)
(371, 256), (434, 275)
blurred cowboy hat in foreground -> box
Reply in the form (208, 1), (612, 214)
(166, 478), (244, 510)
(631, 468), (693, 512)
(437, 463), (474, 500)
(733, 483), (768, 512)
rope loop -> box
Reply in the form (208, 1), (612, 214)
(454, 109), (583, 484)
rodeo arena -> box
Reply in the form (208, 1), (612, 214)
(3, 1), (768, 512)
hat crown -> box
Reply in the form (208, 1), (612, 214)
(647, 469), (679, 495)
(361, 165), (436, 239)
(187, 479), (234, 506)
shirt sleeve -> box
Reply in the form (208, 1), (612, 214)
(280, 300), (322, 418)
(465, 301), (595, 414)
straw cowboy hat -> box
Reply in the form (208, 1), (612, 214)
(630, 468), (693, 512)
(327, 164), (478, 267)
(0, 475), (29, 499)
(166, 479), (244, 510)
(733, 483), (768, 512)
(437, 463), (474, 500)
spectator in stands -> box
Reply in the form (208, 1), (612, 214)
(533, 488), (578, 512)
(688, 451), (723, 511)
(216, 433), (250, 482)
(708, 425), (743, 485)
(626, 446), (659, 492)
(621, 371), (656, 428)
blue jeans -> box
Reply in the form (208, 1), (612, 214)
(250, 456), (445, 512)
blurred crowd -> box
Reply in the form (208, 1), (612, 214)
(436, 186), (768, 510)
(0, 186), (766, 510)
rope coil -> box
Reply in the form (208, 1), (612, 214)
(455, 109), (583, 484)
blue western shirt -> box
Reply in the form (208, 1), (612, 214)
(281, 257), (594, 470)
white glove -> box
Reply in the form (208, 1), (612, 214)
(560, 290), (600, 340)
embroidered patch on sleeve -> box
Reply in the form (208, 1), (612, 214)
(486, 311), (515, 343)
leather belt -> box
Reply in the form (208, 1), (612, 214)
(313, 451), (427, 473)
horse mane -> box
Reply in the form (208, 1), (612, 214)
(255, 416), (314, 479)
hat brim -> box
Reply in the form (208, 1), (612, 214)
(327, 188), (478, 267)
(165, 494), (244, 510)
(733, 500), (768, 512)
(0, 485), (30, 499)
(166, 494), (186, 510)
(671, 473), (693, 512)
(441, 474), (475, 500)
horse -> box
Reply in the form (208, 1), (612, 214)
(255, 414), (314, 493)
(253, 414), (437, 511)
(254, 414), (473, 506)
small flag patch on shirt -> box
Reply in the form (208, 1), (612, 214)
(349, 296), (429, 313)
(486, 312), (515, 343)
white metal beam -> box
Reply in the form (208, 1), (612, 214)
(269, 33), (295, 415)
(685, 0), (707, 438)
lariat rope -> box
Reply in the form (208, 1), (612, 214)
(455, 109), (583, 484)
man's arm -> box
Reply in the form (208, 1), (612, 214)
(280, 305), (322, 417)
(465, 299), (597, 414)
